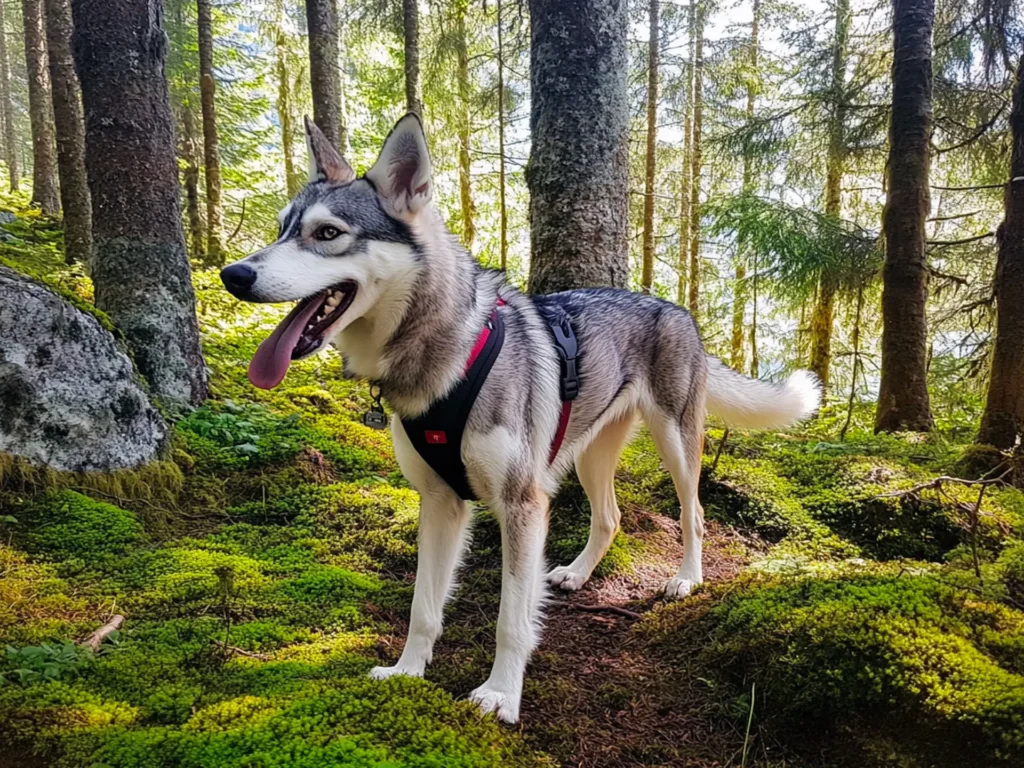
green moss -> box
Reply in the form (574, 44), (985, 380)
(999, 541), (1024, 606)
(15, 490), (144, 561)
(643, 569), (1024, 763)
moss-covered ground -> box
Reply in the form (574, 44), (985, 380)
(2, 203), (1024, 767)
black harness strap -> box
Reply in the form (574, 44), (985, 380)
(400, 309), (505, 501)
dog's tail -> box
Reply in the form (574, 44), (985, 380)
(704, 356), (821, 430)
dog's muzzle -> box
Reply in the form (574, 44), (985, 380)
(221, 263), (258, 300)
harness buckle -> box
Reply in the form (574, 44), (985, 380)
(550, 318), (579, 402)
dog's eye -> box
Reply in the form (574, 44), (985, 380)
(315, 225), (343, 241)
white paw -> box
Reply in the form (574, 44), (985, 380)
(546, 564), (590, 592)
(469, 684), (520, 723)
(662, 576), (699, 600)
(369, 664), (423, 681)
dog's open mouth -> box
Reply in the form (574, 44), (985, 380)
(248, 282), (357, 390)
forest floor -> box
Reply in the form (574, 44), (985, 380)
(2, 206), (1024, 768)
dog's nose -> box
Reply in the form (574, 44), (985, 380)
(220, 263), (257, 299)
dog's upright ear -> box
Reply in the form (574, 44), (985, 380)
(304, 116), (355, 185)
(365, 114), (432, 219)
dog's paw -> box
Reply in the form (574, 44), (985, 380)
(546, 564), (589, 592)
(469, 684), (520, 723)
(369, 664), (423, 681)
(662, 576), (698, 600)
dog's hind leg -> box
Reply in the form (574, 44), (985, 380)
(646, 406), (705, 599)
(371, 421), (472, 680)
(470, 480), (549, 723)
(547, 411), (636, 592)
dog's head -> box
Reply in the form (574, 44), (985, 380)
(221, 114), (433, 389)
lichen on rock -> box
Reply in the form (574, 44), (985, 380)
(0, 265), (166, 471)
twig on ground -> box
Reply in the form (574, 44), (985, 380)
(877, 469), (1012, 499)
(568, 603), (643, 620)
(79, 614), (124, 652)
(710, 428), (730, 475)
(222, 644), (269, 660)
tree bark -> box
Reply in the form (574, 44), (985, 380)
(182, 103), (204, 259)
(197, 0), (223, 264)
(306, 0), (342, 147)
(977, 53), (1024, 449)
(455, 0), (475, 251)
(687, 3), (705, 318)
(22, 0), (58, 212)
(808, 0), (849, 397)
(71, 0), (208, 409)
(276, 26), (300, 197)
(875, 0), (935, 433)
(403, 0), (421, 115)
(677, 0), (695, 305)
(0, 0), (19, 191)
(640, 0), (658, 294)
(526, 0), (629, 294)
(43, 0), (90, 264)
(732, 0), (760, 369)
(496, 0), (507, 270)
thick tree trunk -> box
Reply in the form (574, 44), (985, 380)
(182, 104), (204, 260)
(22, 0), (58, 212)
(875, 0), (935, 433)
(276, 29), (300, 197)
(197, 0), (223, 264)
(677, 0), (695, 305)
(403, 0), (421, 115)
(0, 0), (19, 191)
(455, 0), (475, 251)
(71, 0), (209, 409)
(640, 0), (658, 294)
(732, 0), (760, 370)
(496, 0), (507, 270)
(687, 4), (705, 318)
(809, 0), (849, 397)
(977, 53), (1024, 449)
(526, 0), (629, 294)
(43, 0), (90, 264)
(306, 0), (342, 147)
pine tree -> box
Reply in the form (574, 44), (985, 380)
(197, 0), (224, 263)
(403, 0), (421, 115)
(305, 0), (343, 146)
(22, 0), (58, 213)
(71, 0), (208, 409)
(640, 0), (658, 294)
(875, 0), (935, 433)
(687, 1), (705, 318)
(527, 0), (630, 294)
(677, 0), (695, 305)
(455, 0), (475, 251)
(0, 0), (19, 191)
(43, 0), (91, 264)
(495, 0), (508, 270)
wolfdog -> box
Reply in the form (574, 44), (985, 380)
(220, 115), (820, 723)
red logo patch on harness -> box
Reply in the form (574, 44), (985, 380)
(425, 431), (447, 445)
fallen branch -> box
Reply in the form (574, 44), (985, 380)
(877, 470), (1011, 500)
(569, 603), (643, 620)
(79, 614), (124, 652)
(222, 644), (269, 660)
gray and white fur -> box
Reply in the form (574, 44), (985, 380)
(221, 115), (821, 723)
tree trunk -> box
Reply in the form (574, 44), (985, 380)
(496, 0), (507, 270)
(875, 0), (935, 433)
(22, 0), (58, 212)
(403, 0), (421, 115)
(677, 0), (695, 305)
(732, 0), (760, 369)
(276, 28), (300, 197)
(526, 0), (629, 294)
(687, 3), (705, 318)
(455, 0), (475, 251)
(71, 0), (208, 409)
(182, 103), (204, 259)
(43, 0), (90, 264)
(808, 0), (849, 397)
(305, 0), (342, 147)
(977, 53), (1024, 449)
(0, 0), (19, 191)
(640, 0), (658, 294)
(197, 0), (223, 264)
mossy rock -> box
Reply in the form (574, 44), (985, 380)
(14, 490), (145, 561)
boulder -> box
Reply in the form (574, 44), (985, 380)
(0, 266), (166, 471)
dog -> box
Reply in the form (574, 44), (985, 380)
(220, 114), (821, 723)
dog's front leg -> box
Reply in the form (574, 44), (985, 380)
(469, 488), (549, 724)
(370, 486), (471, 679)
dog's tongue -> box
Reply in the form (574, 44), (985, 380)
(248, 294), (324, 389)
